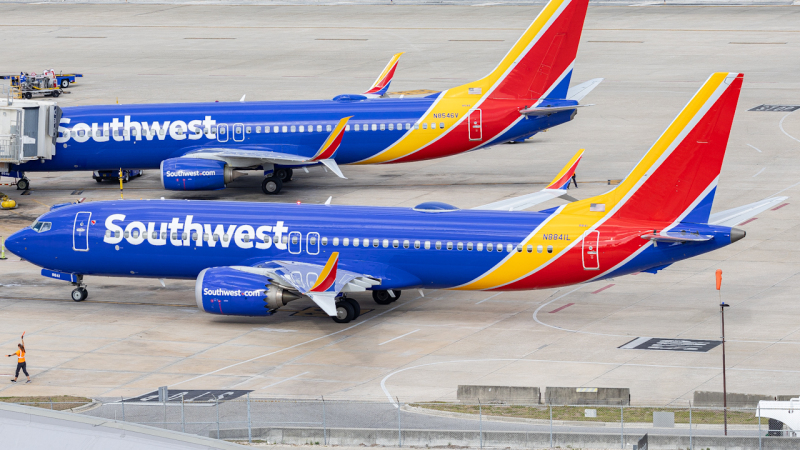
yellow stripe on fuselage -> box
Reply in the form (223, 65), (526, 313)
(455, 72), (731, 290)
(355, 0), (570, 165)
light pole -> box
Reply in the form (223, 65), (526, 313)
(716, 269), (729, 436)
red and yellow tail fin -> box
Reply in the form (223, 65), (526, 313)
(599, 72), (743, 224)
(545, 148), (583, 190)
(309, 252), (339, 293)
(311, 117), (352, 161)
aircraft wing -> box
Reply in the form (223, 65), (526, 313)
(181, 117), (352, 179)
(472, 149), (584, 211)
(235, 252), (381, 316)
(708, 196), (788, 227)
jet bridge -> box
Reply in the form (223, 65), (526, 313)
(0, 97), (61, 173)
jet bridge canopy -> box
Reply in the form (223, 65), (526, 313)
(0, 98), (61, 169)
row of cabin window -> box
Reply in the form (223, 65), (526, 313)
(106, 230), (555, 254)
(69, 121), (446, 138)
(316, 236), (553, 254)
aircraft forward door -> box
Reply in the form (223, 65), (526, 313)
(581, 230), (599, 270)
(73, 212), (92, 252)
(468, 109), (482, 141)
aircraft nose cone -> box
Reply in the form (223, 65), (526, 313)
(730, 227), (746, 243)
(4, 229), (27, 256)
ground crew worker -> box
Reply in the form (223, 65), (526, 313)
(8, 335), (30, 383)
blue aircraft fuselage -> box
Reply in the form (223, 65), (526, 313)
(12, 98), (572, 173)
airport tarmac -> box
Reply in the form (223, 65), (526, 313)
(1, 3), (800, 406)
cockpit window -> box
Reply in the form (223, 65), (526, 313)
(31, 220), (52, 233)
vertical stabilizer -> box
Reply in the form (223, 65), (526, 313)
(601, 72), (743, 225)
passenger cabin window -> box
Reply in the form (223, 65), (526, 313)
(246, 126), (251, 133)
(321, 237), (328, 246)
(333, 237), (339, 246)
(440, 123), (445, 129)
(422, 123), (428, 130)
(547, 245), (553, 253)
(389, 124), (394, 131)
(403, 240), (409, 249)
(487, 243), (494, 252)
(435, 241), (442, 250)
(537, 245), (543, 253)
(290, 126), (296, 133)
(373, 239), (379, 248)
(393, 240), (399, 248)
(327, 125), (332, 132)
(477, 243), (483, 251)
(281, 126), (287, 133)
(354, 124), (360, 131)
(343, 238), (350, 246)
(299, 125), (305, 132)
(414, 241), (420, 249)
(317, 125), (322, 132)
(424, 241), (431, 250)
(256, 126), (261, 133)
(380, 124), (386, 131)
(371, 124), (377, 131)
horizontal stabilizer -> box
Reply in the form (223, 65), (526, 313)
(566, 78), (603, 101)
(520, 104), (591, 117)
(640, 232), (714, 243)
(473, 149), (583, 211)
(709, 196), (788, 227)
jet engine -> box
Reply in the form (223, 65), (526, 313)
(161, 158), (238, 191)
(195, 267), (299, 316)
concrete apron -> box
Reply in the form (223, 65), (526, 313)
(216, 426), (800, 450)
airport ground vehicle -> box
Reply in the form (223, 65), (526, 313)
(92, 169), (144, 183)
(6, 73), (786, 323)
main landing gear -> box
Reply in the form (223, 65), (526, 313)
(372, 289), (401, 305)
(70, 275), (88, 302)
(16, 178), (30, 191)
(261, 169), (294, 196)
(332, 296), (361, 324)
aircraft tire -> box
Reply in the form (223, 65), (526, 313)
(372, 290), (393, 305)
(95, 178), (103, 183)
(261, 176), (283, 195)
(332, 301), (354, 323)
(71, 288), (88, 302)
(344, 297), (361, 319)
(390, 290), (401, 302)
(275, 168), (287, 181)
(283, 168), (293, 182)
(16, 178), (29, 191)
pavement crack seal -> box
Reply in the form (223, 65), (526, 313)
(779, 110), (800, 144)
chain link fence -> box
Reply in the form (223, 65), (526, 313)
(11, 398), (800, 449)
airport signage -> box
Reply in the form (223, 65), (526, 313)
(619, 337), (721, 352)
(125, 389), (252, 403)
(748, 105), (800, 112)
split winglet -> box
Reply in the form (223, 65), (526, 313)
(545, 148), (583, 190)
(364, 52), (404, 97)
(308, 252), (339, 293)
(311, 116), (352, 162)
(473, 149), (584, 211)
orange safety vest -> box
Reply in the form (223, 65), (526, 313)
(15, 350), (25, 363)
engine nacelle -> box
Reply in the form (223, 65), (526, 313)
(195, 267), (299, 316)
(161, 158), (235, 191)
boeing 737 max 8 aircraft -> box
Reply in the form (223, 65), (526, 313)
(6, 73), (787, 323)
(0, 0), (599, 195)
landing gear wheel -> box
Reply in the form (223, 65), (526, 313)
(283, 168), (293, 182)
(372, 290), (393, 305)
(261, 176), (283, 195)
(122, 173), (130, 183)
(390, 290), (401, 302)
(275, 168), (287, 181)
(344, 297), (361, 319)
(60, 79), (70, 89)
(332, 301), (355, 323)
(16, 178), (29, 191)
(71, 288), (88, 302)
